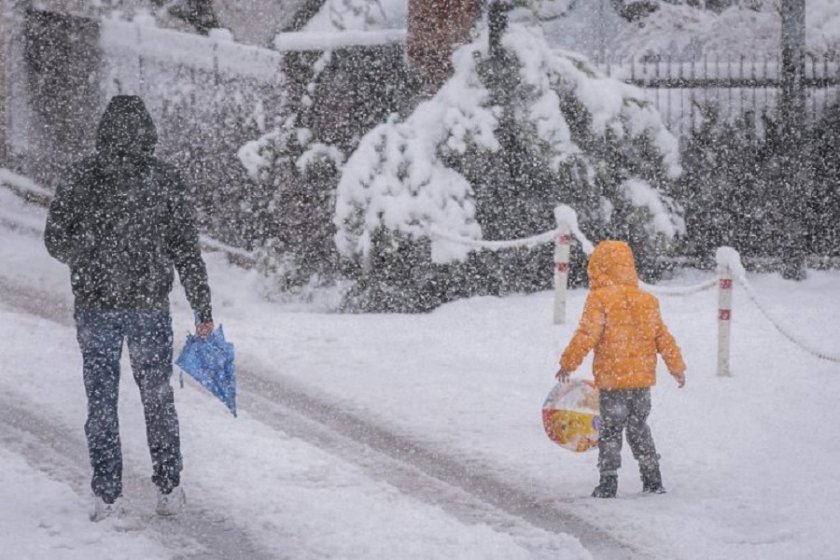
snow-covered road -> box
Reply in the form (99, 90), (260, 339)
(0, 263), (628, 560)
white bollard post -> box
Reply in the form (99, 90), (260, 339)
(553, 223), (572, 325)
(717, 264), (733, 376)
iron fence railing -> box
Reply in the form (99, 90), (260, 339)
(593, 55), (840, 137)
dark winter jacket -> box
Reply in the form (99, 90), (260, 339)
(44, 95), (212, 322)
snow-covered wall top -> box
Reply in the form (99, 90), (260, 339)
(101, 17), (282, 81)
(101, 10), (408, 79)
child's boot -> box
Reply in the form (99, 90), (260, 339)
(641, 465), (666, 494)
(591, 474), (618, 498)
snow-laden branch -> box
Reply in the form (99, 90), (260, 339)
(333, 22), (683, 264)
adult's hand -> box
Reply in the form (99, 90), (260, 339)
(196, 321), (214, 338)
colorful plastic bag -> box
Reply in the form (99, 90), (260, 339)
(542, 379), (600, 452)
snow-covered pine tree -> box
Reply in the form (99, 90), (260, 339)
(806, 101), (840, 258)
(672, 106), (772, 262)
(334, 22), (684, 311)
(674, 101), (840, 269)
(238, 43), (412, 302)
(237, 51), (345, 298)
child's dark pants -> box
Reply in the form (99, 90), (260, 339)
(597, 388), (659, 476)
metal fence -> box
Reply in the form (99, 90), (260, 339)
(593, 55), (840, 137)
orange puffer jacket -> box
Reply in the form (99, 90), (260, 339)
(560, 240), (686, 390)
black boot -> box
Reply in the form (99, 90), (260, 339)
(591, 474), (618, 498)
(641, 465), (666, 494)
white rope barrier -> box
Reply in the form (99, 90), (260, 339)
(428, 226), (555, 251)
(430, 213), (838, 369)
(6, 169), (836, 369)
(736, 278), (840, 363)
(199, 234), (257, 261)
(642, 278), (718, 297)
(0, 174), (258, 266)
(429, 222), (571, 324)
(430, 205), (719, 323)
(551, 207), (718, 298)
(715, 246), (840, 368)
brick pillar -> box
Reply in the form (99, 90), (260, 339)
(406, 0), (479, 90)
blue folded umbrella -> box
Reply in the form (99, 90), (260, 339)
(176, 325), (237, 417)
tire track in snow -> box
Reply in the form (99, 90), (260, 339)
(242, 373), (644, 560)
(0, 273), (652, 560)
(0, 395), (280, 560)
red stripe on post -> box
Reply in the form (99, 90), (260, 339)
(720, 279), (733, 289)
(719, 309), (731, 320)
(557, 234), (572, 245)
(556, 262), (569, 273)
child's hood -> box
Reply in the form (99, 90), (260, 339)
(586, 240), (639, 290)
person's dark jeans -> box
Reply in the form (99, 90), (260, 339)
(75, 309), (182, 502)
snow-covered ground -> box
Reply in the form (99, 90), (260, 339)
(1, 188), (839, 559)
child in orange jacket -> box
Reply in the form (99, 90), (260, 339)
(555, 240), (686, 498)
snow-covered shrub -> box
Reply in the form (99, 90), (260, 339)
(133, 71), (273, 249)
(239, 45), (412, 298)
(672, 106), (774, 262)
(806, 102), (840, 258)
(672, 102), (840, 268)
(237, 51), (346, 291)
(334, 22), (683, 309)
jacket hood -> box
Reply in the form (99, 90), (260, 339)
(586, 240), (639, 290)
(96, 95), (157, 156)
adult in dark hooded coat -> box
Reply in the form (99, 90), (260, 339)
(45, 95), (214, 521)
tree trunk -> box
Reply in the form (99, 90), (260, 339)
(779, 0), (807, 280)
(0, 0), (8, 167)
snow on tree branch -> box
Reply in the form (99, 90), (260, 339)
(334, 22), (683, 264)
